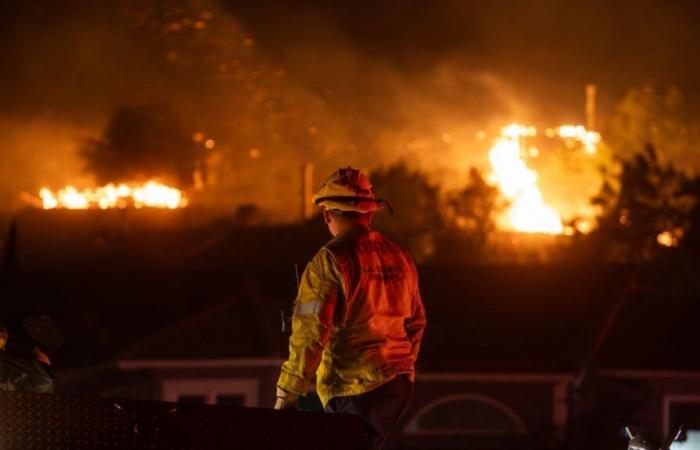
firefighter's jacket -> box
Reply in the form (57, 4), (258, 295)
(277, 225), (426, 406)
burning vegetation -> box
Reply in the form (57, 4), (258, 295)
(39, 181), (187, 210)
(35, 105), (195, 210)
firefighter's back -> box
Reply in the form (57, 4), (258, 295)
(323, 225), (419, 385)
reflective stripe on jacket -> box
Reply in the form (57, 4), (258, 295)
(277, 225), (426, 406)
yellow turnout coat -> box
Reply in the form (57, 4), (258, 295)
(277, 224), (426, 406)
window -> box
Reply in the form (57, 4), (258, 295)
(405, 394), (527, 435)
(671, 432), (700, 450)
(216, 395), (246, 407)
(665, 395), (700, 438)
(162, 378), (259, 407)
(177, 395), (206, 405)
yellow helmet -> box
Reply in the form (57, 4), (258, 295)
(312, 167), (391, 213)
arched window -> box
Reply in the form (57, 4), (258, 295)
(405, 394), (527, 435)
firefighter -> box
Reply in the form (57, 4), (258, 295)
(0, 315), (62, 393)
(274, 167), (427, 450)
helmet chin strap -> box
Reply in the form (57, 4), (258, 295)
(379, 199), (394, 215)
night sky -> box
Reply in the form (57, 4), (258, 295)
(2, 0), (699, 120)
(224, 0), (700, 119)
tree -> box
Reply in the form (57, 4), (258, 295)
(430, 168), (507, 264)
(81, 105), (198, 186)
(605, 85), (700, 173)
(370, 162), (443, 261)
(447, 168), (505, 243)
(677, 176), (700, 268)
(592, 145), (695, 262)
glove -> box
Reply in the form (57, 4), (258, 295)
(274, 386), (298, 410)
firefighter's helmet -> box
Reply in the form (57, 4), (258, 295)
(312, 167), (391, 213)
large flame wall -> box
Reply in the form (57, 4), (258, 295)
(39, 181), (187, 210)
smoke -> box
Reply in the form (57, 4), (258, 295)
(226, 0), (700, 118)
(0, 0), (527, 220)
(81, 105), (199, 186)
(1, 0), (699, 220)
(0, 117), (93, 210)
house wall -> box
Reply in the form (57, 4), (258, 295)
(409, 376), (566, 434)
(387, 374), (569, 449)
(118, 360), (571, 449)
(153, 366), (280, 408)
(115, 359), (284, 408)
(117, 361), (700, 450)
(597, 372), (700, 437)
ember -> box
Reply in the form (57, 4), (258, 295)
(657, 230), (680, 248)
(39, 181), (187, 210)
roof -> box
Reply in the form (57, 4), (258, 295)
(112, 264), (700, 374)
(0, 269), (295, 368)
(2, 214), (700, 375)
(7, 209), (327, 271)
(419, 264), (700, 373)
(117, 281), (287, 360)
(111, 266), (700, 375)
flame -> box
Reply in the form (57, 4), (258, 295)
(487, 123), (601, 235)
(39, 181), (187, 210)
(488, 131), (562, 234)
(556, 125), (601, 154)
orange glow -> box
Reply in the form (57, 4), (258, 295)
(487, 123), (601, 235)
(501, 124), (536, 139)
(488, 124), (562, 234)
(557, 125), (601, 154)
(657, 231), (679, 247)
(575, 219), (594, 234)
(39, 181), (187, 210)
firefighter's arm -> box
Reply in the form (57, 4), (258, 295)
(276, 249), (342, 407)
(404, 260), (426, 361)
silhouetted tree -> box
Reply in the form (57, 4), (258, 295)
(81, 105), (198, 186)
(605, 85), (700, 171)
(592, 145), (694, 262)
(429, 168), (507, 264)
(446, 168), (506, 245)
(677, 177), (700, 266)
(370, 162), (443, 261)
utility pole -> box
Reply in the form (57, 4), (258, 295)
(300, 162), (314, 222)
(585, 84), (597, 131)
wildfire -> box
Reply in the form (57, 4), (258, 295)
(551, 125), (601, 154)
(39, 181), (187, 210)
(488, 123), (600, 234)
